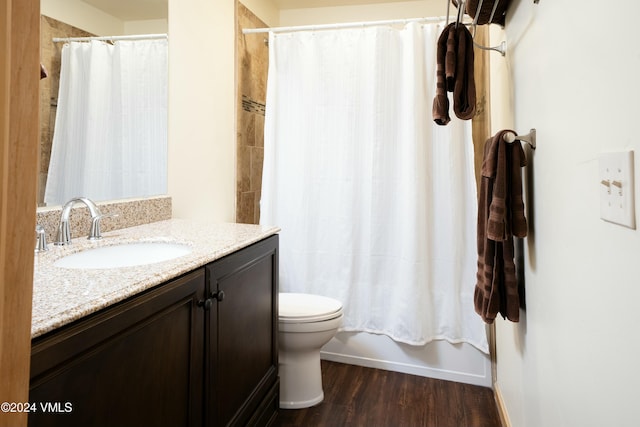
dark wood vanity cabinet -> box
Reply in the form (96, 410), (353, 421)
(29, 235), (279, 427)
(29, 269), (206, 427)
(206, 235), (279, 427)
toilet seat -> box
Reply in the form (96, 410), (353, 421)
(279, 293), (343, 323)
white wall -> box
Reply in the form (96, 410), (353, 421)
(279, 0), (444, 26)
(124, 19), (168, 35)
(168, 0), (236, 222)
(41, 0), (124, 35)
(491, 0), (640, 426)
(240, 0), (280, 27)
(262, 0), (492, 388)
(40, 0), (168, 37)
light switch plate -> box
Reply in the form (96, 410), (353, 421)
(599, 151), (636, 229)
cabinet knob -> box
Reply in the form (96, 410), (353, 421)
(212, 290), (225, 302)
(198, 299), (213, 310)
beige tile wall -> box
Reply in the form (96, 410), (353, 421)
(236, 2), (269, 224)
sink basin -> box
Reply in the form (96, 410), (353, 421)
(54, 242), (192, 269)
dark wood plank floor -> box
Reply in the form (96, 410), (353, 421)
(274, 360), (502, 427)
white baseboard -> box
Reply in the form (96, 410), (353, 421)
(320, 331), (492, 388)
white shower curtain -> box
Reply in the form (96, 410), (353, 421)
(261, 24), (488, 352)
(44, 39), (168, 206)
(261, 23), (488, 353)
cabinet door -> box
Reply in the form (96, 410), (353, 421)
(207, 235), (278, 427)
(29, 270), (206, 427)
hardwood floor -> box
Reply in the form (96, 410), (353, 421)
(274, 361), (502, 427)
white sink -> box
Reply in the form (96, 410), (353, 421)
(54, 242), (192, 269)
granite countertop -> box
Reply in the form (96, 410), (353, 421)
(32, 219), (280, 339)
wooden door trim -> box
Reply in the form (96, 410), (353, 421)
(0, 0), (39, 426)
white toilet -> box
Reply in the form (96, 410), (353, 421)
(278, 292), (343, 409)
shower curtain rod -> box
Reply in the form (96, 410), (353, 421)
(242, 16), (468, 34)
(243, 16), (505, 55)
(53, 33), (167, 43)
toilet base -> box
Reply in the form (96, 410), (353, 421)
(278, 294), (343, 410)
(279, 349), (324, 409)
(279, 391), (324, 410)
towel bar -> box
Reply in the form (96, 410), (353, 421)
(503, 128), (536, 149)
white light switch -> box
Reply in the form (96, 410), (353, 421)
(599, 151), (636, 229)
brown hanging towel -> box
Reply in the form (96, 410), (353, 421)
(432, 23), (453, 125)
(432, 23), (476, 125)
(452, 23), (475, 121)
(474, 130), (527, 323)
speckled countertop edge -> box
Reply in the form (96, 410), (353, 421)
(32, 219), (280, 339)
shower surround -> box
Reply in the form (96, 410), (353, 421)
(236, 2), (268, 224)
(234, 4), (493, 388)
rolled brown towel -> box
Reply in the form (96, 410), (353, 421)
(452, 24), (475, 120)
(432, 23), (476, 125)
(432, 23), (454, 126)
(445, 23), (457, 90)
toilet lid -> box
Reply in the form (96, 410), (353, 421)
(279, 293), (343, 323)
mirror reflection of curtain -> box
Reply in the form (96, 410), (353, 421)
(261, 23), (488, 353)
(44, 39), (168, 206)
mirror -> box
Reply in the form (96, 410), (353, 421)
(38, 0), (168, 207)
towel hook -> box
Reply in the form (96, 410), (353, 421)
(453, 0), (508, 56)
(503, 128), (537, 150)
(471, 0), (507, 56)
(473, 36), (506, 56)
(455, 0), (466, 28)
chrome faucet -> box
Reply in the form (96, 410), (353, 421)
(55, 197), (114, 245)
(35, 224), (49, 252)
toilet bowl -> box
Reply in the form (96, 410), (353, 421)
(278, 292), (343, 409)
